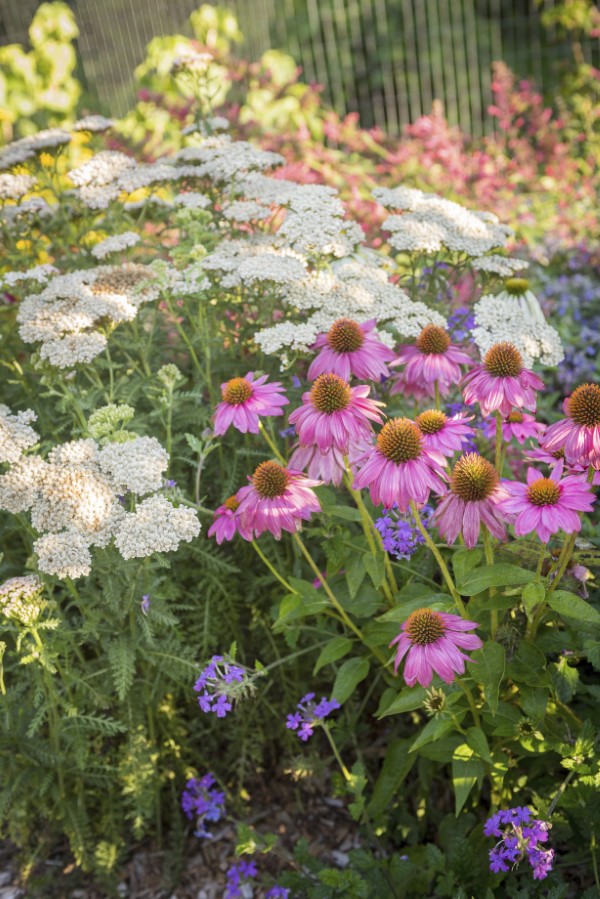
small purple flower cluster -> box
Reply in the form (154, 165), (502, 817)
(224, 860), (257, 898)
(484, 806), (554, 881)
(265, 887), (290, 898)
(447, 305), (475, 342)
(286, 693), (340, 741)
(180, 773), (225, 839)
(194, 655), (247, 718)
(375, 504), (434, 560)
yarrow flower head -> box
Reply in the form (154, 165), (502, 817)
(498, 460), (595, 543)
(461, 342), (544, 417)
(181, 773), (226, 839)
(353, 418), (446, 511)
(390, 608), (483, 687)
(207, 492), (251, 544)
(307, 318), (396, 382)
(415, 409), (475, 457)
(193, 655), (260, 717)
(286, 692), (341, 741)
(540, 383), (600, 469)
(391, 324), (472, 398)
(236, 461), (321, 539)
(485, 807), (554, 881)
(434, 453), (507, 548)
(288, 374), (384, 453)
(375, 504), (433, 560)
(213, 373), (288, 436)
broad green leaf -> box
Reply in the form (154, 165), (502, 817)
(470, 594), (516, 613)
(345, 554), (366, 599)
(551, 657), (579, 702)
(418, 735), (463, 763)
(364, 552), (386, 589)
(519, 685), (549, 722)
(452, 548), (482, 584)
(323, 504), (362, 522)
(331, 657), (370, 704)
(522, 582), (545, 618)
(451, 743), (486, 815)
(409, 713), (466, 752)
(467, 642), (505, 715)
(458, 563), (534, 596)
(376, 685), (427, 718)
(377, 594), (450, 622)
(547, 590), (600, 626)
(287, 577), (321, 599)
(482, 700), (523, 736)
(465, 726), (493, 764)
(274, 593), (327, 628)
(583, 640), (600, 670)
(508, 641), (550, 687)
(313, 637), (354, 674)
(367, 739), (415, 817)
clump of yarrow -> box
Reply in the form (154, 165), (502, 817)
(0, 407), (199, 579)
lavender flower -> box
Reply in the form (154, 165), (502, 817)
(181, 773), (225, 839)
(375, 504), (434, 560)
(141, 594), (151, 615)
(194, 655), (258, 718)
(286, 692), (340, 741)
(224, 859), (258, 898)
(447, 306), (476, 342)
(484, 806), (554, 880)
(265, 887), (290, 898)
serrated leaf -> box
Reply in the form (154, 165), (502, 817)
(367, 739), (416, 817)
(331, 657), (369, 704)
(107, 637), (136, 701)
(467, 642), (505, 715)
(184, 432), (204, 453)
(313, 637), (354, 674)
(457, 563), (534, 595)
(547, 590), (600, 625)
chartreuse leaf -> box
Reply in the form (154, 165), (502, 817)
(452, 743), (486, 815)
(376, 685), (427, 718)
(367, 739), (416, 817)
(457, 563), (534, 596)
(331, 657), (370, 704)
(467, 642), (505, 716)
(313, 637), (354, 674)
(465, 726), (493, 764)
(547, 590), (600, 625)
(409, 712), (466, 752)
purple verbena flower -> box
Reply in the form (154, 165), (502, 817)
(374, 503), (433, 560)
(181, 774), (226, 839)
(485, 806), (554, 881)
(266, 887), (290, 899)
(194, 655), (260, 718)
(286, 693), (341, 741)
(224, 859), (258, 899)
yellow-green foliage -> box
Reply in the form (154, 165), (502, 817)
(0, 2), (81, 143)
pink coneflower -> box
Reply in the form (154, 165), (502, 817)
(391, 324), (472, 398)
(353, 418), (446, 510)
(236, 461), (321, 540)
(307, 318), (395, 382)
(483, 410), (546, 445)
(288, 374), (384, 453)
(434, 453), (507, 548)
(390, 608), (483, 687)
(207, 494), (251, 544)
(461, 342), (544, 417)
(540, 383), (600, 469)
(213, 373), (288, 436)
(526, 445), (600, 485)
(498, 460), (595, 543)
(415, 409), (475, 457)
(388, 369), (431, 402)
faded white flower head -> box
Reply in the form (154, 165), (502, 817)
(91, 231), (140, 259)
(472, 292), (564, 368)
(0, 173), (37, 201)
(71, 115), (115, 132)
(0, 406), (39, 464)
(2, 264), (59, 287)
(471, 255), (528, 276)
(114, 494), (201, 559)
(98, 437), (169, 495)
(34, 531), (93, 580)
(0, 129), (71, 170)
(0, 575), (45, 626)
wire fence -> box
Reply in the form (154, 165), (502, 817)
(1, 0), (599, 135)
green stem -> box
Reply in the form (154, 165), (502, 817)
(547, 768), (576, 818)
(434, 380), (441, 411)
(251, 541), (295, 594)
(495, 412), (503, 474)
(166, 386), (174, 462)
(591, 833), (600, 895)
(258, 422), (286, 464)
(410, 502), (468, 618)
(343, 467), (397, 601)
(460, 682), (481, 728)
(322, 723), (352, 782)
(535, 542), (548, 582)
(546, 532), (578, 598)
(293, 533), (388, 666)
(482, 527), (498, 640)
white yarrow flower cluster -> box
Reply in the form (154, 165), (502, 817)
(2, 264), (59, 288)
(374, 186), (513, 256)
(0, 435), (199, 579)
(0, 406), (39, 464)
(472, 292), (564, 368)
(471, 255), (528, 276)
(0, 129), (71, 170)
(71, 115), (115, 132)
(91, 231), (140, 259)
(0, 173), (37, 200)
(0, 575), (45, 626)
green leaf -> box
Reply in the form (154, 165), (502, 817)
(313, 637), (354, 674)
(367, 739), (416, 818)
(465, 726), (493, 764)
(452, 548), (482, 583)
(583, 640), (600, 670)
(522, 582), (546, 618)
(376, 685), (427, 718)
(364, 552), (386, 589)
(409, 713), (466, 752)
(184, 432), (204, 453)
(508, 641), (550, 687)
(274, 593), (327, 628)
(107, 637), (136, 701)
(467, 642), (505, 715)
(457, 563), (534, 596)
(324, 504), (362, 522)
(547, 590), (600, 625)
(519, 685), (549, 722)
(551, 657), (579, 702)
(452, 743), (485, 815)
(287, 577), (321, 599)
(331, 657), (370, 704)
(345, 554), (366, 599)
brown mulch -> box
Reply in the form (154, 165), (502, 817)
(0, 772), (362, 898)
